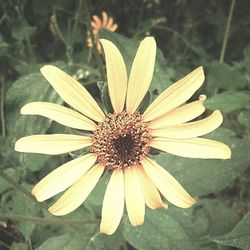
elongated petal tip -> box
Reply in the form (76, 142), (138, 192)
(40, 65), (54, 75)
(14, 139), (23, 152)
(188, 197), (197, 207)
(48, 206), (62, 216)
(223, 145), (232, 159)
(199, 94), (206, 101)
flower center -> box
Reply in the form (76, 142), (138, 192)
(91, 111), (151, 169)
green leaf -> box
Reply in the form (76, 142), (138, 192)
(124, 208), (199, 250)
(6, 72), (63, 138)
(36, 233), (86, 250)
(11, 242), (29, 250)
(124, 199), (239, 250)
(4, 186), (40, 239)
(205, 91), (250, 113)
(85, 229), (125, 250)
(6, 72), (63, 171)
(211, 211), (250, 250)
(0, 168), (20, 193)
(197, 199), (239, 237)
(151, 128), (250, 196)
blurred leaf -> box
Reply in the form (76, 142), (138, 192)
(205, 91), (250, 113)
(151, 128), (250, 196)
(211, 211), (250, 250)
(11, 19), (36, 41)
(207, 61), (247, 90)
(238, 110), (250, 132)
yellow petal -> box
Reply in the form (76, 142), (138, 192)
(100, 169), (124, 235)
(48, 164), (104, 216)
(151, 110), (223, 139)
(143, 67), (205, 122)
(126, 37), (156, 114)
(15, 134), (92, 155)
(40, 65), (105, 122)
(149, 95), (206, 129)
(100, 39), (127, 113)
(32, 153), (97, 201)
(151, 137), (231, 159)
(124, 166), (145, 226)
(136, 165), (166, 209)
(142, 157), (196, 208)
(21, 102), (96, 131)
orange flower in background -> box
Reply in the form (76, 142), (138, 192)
(87, 11), (118, 51)
(15, 37), (231, 235)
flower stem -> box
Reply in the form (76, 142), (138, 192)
(219, 0), (236, 63)
(0, 79), (5, 137)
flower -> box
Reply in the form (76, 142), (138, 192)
(87, 12), (118, 51)
(15, 37), (231, 235)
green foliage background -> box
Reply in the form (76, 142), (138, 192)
(0, 0), (250, 249)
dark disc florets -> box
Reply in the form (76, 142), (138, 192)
(91, 111), (151, 169)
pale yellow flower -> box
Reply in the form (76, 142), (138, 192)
(87, 11), (118, 51)
(15, 37), (231, 235)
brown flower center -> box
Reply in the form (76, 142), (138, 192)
(91, 111), (151, 169)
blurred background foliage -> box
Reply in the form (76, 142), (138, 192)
(0, 0), (250, 249)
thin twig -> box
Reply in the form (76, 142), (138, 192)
(219, 0), (236, 63)
(155, 25), (202, 57)
(0, 213), (98, 226)
(82, 0), (106, 79)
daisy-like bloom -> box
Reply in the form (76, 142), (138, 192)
(15, 37), (231, 235)
(87, 11), (118, 51)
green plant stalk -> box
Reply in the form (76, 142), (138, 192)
(0, 213), (98, 226)
(219, 0), (236, 63)
(66, 0), (84, 64)
(16, 7), (36, 64)
(83, 0), (106, 79)
(0, 169), (47, 209)
(0, 240), (10, 249)
(0, 169), (83, 231)
(0, 80), (5, 137)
